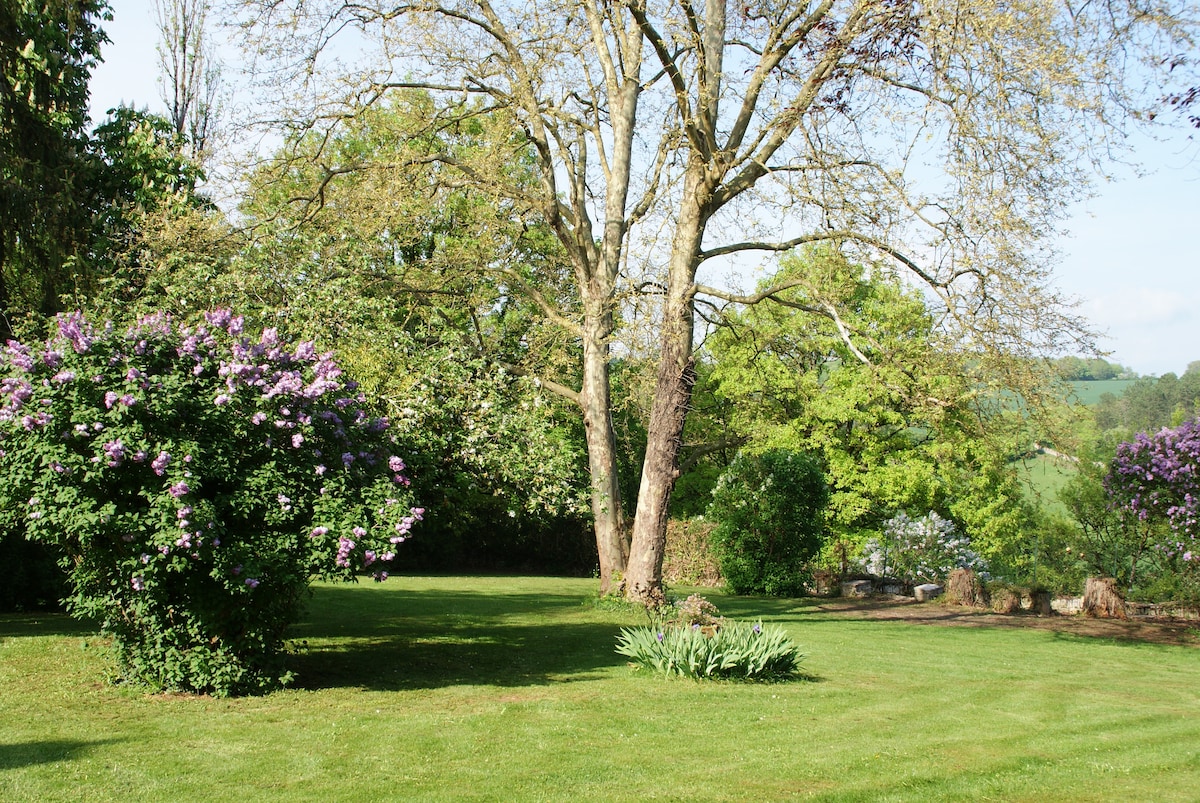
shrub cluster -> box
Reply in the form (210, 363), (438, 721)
(706, 449), (828, 596)
(0, 311), (423, 695)
(860, 511), (987, 583)
(1108, 417), (1200, 563)
(615, 596), (804, 680)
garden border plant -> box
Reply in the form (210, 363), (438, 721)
(0, 310), (424, 695)
(615, 594), (806, 680)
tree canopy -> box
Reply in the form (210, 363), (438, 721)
(0, 0), (108, 336)
(230, 0), (1199, 601)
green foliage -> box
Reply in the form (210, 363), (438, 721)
(706, 449), (828, 596)
(0, 311), (422, 695)
(703, 247), (1043, 569)
(615, 621), (804, 680)
(109, 94), (595, 573)
(1053, 356), (1131, 382)
(0, 0), (108, 334)
(860, 512), (988, 583)
(617, 596), (804, 680)
(83, 106), (208, 304)
(1094, 370), (1200, 433)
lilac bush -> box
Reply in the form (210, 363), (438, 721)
(1107, 418), (1200, 569)
(0, 311), (423, 695)
(861, 511), (988, 583)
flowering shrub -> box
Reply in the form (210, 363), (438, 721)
(861, 511), (987, 583)
(0, 311), (423, 695)
(616, 596), (804, 680)
(1107, 418), (1200, 576)
(706, 449), (829, 596)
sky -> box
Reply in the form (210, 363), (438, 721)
(88, 1), (1200, 378)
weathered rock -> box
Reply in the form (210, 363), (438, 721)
(914, 583), (943, 602)
(841, 580), (873, 598)
(1051, 596), (1082, 615)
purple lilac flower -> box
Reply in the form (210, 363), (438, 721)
(245, 578), (260, 589)
(310, 526), (329, 538)
(56, 312), (93, 353)
(104, 391), (119, 409)
(251, 411), (268, 425)
(4, 342), (34, 371)
(151, 451), (171, 475)
(336, 536), (355, 568)
(131, 575), (146, 591)
(169, 480), (190, 498)
(103, 439), (126, 466)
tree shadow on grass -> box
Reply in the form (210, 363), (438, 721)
(0, 739), (122, 770)
(286, 584), (629, 692)
(0, 612), (97, 639)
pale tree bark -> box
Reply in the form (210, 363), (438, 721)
(155, 0), (221, 158)
(232, 0), (1197, 603)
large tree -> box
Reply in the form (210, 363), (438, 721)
(0, 0), (108, 337)
(704, 249), (1027, 544)
(154, 0), (220, 158)
(235, 0), (1196, 601)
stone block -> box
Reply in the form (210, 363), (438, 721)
(840, 580), (873, 598)
(914, 583), (943, 602)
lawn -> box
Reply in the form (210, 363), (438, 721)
(2, 576), (1198, 801)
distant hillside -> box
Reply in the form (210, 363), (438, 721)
(1068, 379), (1139, 406)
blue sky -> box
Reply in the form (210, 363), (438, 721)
(88, 1), (1200, 377)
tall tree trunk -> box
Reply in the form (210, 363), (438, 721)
(625, 295), (695, 604)
(581, 317), (628, 595)
(625, 171), (708, 604)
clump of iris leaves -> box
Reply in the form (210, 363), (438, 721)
(615, 595), (804, 680)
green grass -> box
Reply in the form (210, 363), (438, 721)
(1068, 379), (1138, 406)
(3, 576), (1198, 801)
(1016, 452), (1078, 516)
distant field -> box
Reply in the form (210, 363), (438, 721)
(1016, 452), (1078, 515)
(1068, 379), (1137, 406)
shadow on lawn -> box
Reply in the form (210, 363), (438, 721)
(286, 583), (627, 692)
(0, 612), (96, 639)
(0, 739), (121, 770)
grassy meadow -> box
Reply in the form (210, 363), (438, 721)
(1016, 452), (1079, 516)
(2, 575), (1198, 802)
(1067, 380), (1138, 407)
